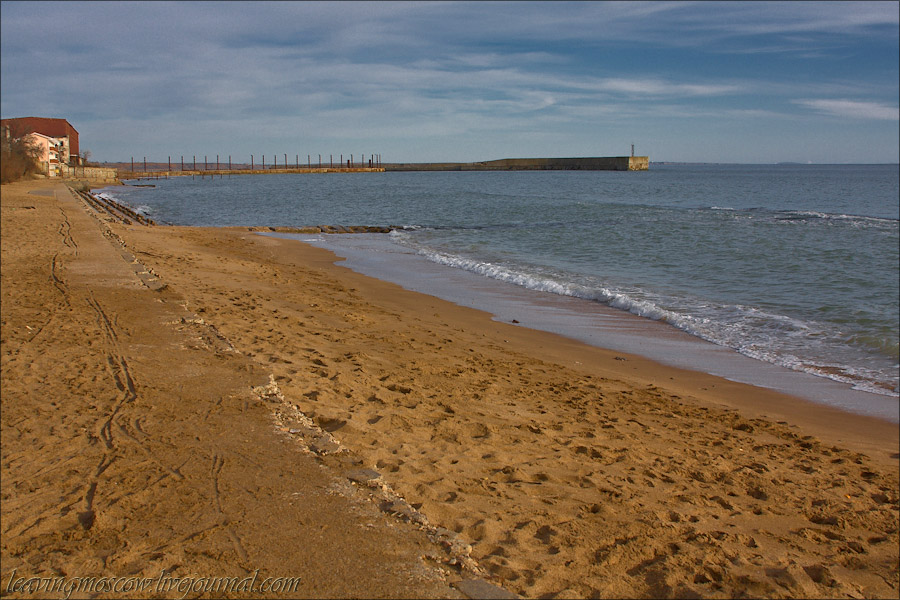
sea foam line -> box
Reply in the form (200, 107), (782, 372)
(410, 246), (898, 398)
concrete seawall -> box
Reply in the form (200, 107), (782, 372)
(115, 157), (649, 180)
(385, 156), (649, 172)
(59, 164), (119, 181)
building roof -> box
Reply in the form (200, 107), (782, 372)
(0, 117), (79, 155)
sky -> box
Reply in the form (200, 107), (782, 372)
(1, 1), (898, 164)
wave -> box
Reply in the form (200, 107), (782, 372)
(707, 206), (898, 227)
(93, 191), (152, 215)
(410, 247), (899, 398)
(418, 249), (676, 318)
(781, 210), (897, 222)
(773, 210), (898, 226)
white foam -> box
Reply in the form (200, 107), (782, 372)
(405, 245), (899, 399)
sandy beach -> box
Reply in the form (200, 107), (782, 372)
(2, 179), (898, 598)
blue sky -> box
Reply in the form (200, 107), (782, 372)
(2, 1), (897, 163)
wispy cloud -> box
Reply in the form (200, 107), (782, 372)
(710, 2), (899, 36)
(616, 1), (900, 45)
(2, 1), (896, 163)
(592, 78), (740, 97)
(794, 99), (900, 121)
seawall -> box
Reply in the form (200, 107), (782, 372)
(59, 164), (119, 182)
(385, 156), (649, 172)
(114, 157), (650, 180)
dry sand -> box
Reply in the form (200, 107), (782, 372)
(2, 179), (898, 599)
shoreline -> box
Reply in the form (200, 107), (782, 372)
(289, 230), (899, 423)
(4, 179), (898, 598)
(263, 233), (900, 465)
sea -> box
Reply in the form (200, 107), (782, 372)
(99, 164), (900, 422)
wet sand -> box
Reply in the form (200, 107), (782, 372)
(2, 180), (898, 598)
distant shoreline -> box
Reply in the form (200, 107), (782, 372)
(651, 161), (900, 166)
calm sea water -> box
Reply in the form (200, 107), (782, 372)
(101, 164), (899, 403)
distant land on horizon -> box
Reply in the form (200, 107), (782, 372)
(651, 161), (900, 166)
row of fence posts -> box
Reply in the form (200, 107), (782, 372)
(129, 153), (383, 174)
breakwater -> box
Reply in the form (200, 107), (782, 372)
(385, 156), (649, 172)
(245, 225), (393, 234)
(115, 156), (649, 180)
(117, 167), (385, 179)
(70, 187), (156, 226)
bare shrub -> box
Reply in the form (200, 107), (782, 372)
(1, 129), (42, 184)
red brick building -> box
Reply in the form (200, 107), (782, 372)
(1, 117), (80, 164)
